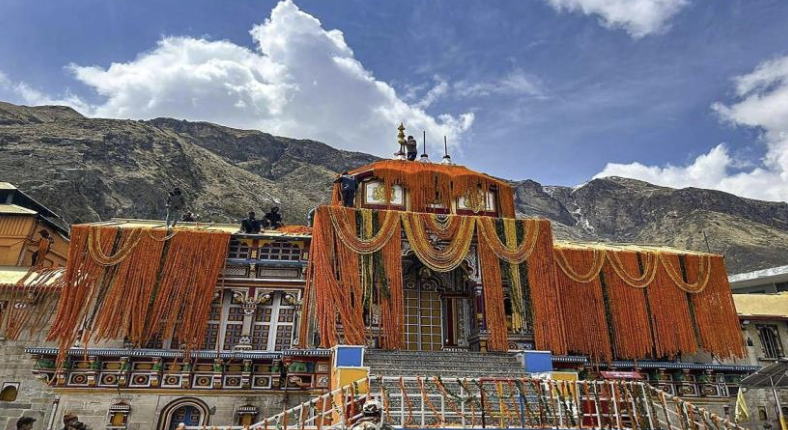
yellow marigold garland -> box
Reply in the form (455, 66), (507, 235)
(328, 207), (399, 254)
(554, 247), (607, 283)
(87, 225), (146, 266)
(607, 251), (658, 288)
(476, 217), (540, 264)
(401, 212), (475, 272)
(659, 253), (712, 293)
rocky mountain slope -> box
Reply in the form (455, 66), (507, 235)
(2, 101), (787, 274)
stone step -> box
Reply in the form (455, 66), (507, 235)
(368, 365), (526, 374)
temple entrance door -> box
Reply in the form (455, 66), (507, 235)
(404, 287), (443, 351)
(169, 406), (201, 429)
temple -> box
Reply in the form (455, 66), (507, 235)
(0, 126), (771, 430)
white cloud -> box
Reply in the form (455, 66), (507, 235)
(544, 0), (688, 38)
(0, 69), (90, 111)
(45, 0), (472, 156)
(454, 69), (544, 99)
(596, 56), (788, 202)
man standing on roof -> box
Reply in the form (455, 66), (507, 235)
(166, 187), (185, 228)
(406, 135), (418, 161)
(27, 229), (53, 267)
(336, 171), (358, 207)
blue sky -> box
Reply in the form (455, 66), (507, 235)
(1, 0), (788, 201)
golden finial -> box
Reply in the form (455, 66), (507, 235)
(395, 122), (407, 159)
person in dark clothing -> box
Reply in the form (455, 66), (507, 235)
(16, 417), (36, 430)
(66, 421), (90, 430)
(337, 171), (358, 207)
(166, 187), (186, 228)
(406, 135), (418, 161)
(61, 414), (78, 430)
(181, 211), (196, 222)
(240, 211), (262, 234)
(264, 206), (284, 229)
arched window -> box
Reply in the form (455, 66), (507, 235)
(158, 398), (209, 430)
(0, 383), (19, 401)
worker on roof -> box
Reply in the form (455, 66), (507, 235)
(406, 135), (418, 161)
(264, 206), (284, 229)
(240, 211), (262, 234)
(336, 171), (358, 207)
(27, 229), (53, 267)
(165, 187), (185, 228)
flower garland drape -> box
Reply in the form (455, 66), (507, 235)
(401, 212), (476, 272)
(342, 160), (516, 217)
(47, 225), (230, 365)
(302, 206), (556, 352)
(0, 266), (65, 340)
(555, 248), (613, 362)
(303, 204), (742, 359)
(552, 245), (744, 360)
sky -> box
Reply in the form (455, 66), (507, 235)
(1, 0), (788, 201)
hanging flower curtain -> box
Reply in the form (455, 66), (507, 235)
(607, 251), (658, 288)
(401, 212), (476, 273)
(47, 225), (230, 366)
(476, 217), (541, 264)
(554, 247), (607, 283)
(328, 206), (400, 254)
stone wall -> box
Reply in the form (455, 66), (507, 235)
(1, 334), (311, 430)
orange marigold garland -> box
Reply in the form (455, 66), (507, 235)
(401, 212), (475, 272)
(349, 160), (516, 217)
(601, 252), (654, 359)
(477, 237), (509, 352)
(555, 247), (613, 362)
(527, 224), (568, 354)
(686, 255), (745, 358)
(476, 217), (540, 264)
(379, 220), (404, 349)
(46, 225), (229, 362)
(646, 254), (697, 358)
(2, 266), (65, 340)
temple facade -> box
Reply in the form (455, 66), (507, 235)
(0, 129), (770, 430)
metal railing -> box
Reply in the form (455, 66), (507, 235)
(187, 376), (748, 430)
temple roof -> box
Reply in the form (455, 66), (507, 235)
(733, 292), (788, 319)
(554, 239), (721, 257)
(0, 265), (65, 289)
(78, 218), (312, 238)
(349, 159), (511, 188)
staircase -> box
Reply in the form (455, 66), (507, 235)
(365, 350), (528, 378)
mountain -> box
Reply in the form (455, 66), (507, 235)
(2, 101), (786, 274)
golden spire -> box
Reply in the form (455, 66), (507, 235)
(395, 122), (406, 159)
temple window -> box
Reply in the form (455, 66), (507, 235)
(203, 294), (223, 350)
(258, 242), (302, 261)
(251, 292), (297, 351)
(0, 382), (19, 401)
(457, 189), (497, 214)
(222, 302), (245, 350)
(228, 239), (251, 259)
(363, 181), (404, 207)
(756, 324), (784, 359)
(107, 402), (131, 429)
(236, 405), (259, 427)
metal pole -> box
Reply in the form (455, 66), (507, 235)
(771, 376), (786, 430)
(480, 380), (488, 428)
